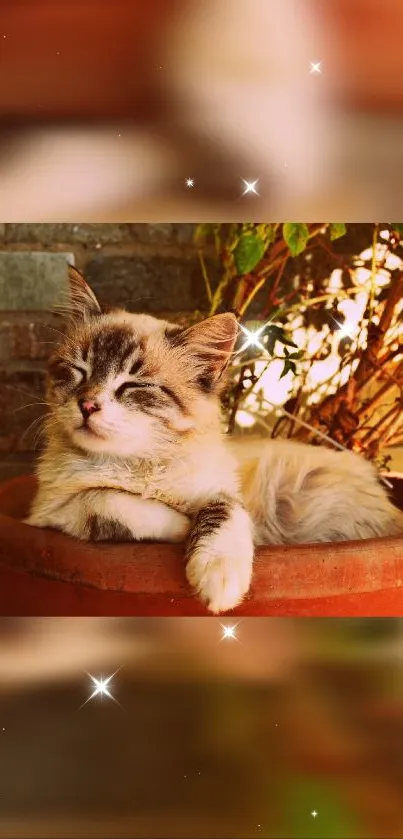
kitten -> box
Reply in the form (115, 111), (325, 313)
(27, 267), (254, 614)
(27, 269), (403, 613)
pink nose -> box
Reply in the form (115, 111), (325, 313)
(79, 398), (100, 419)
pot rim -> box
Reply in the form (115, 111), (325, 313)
(0, 475), (402, 603)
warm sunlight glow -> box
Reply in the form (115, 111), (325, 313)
(236, 244), (403, 431)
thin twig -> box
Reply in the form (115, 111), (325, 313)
(197, 249), (212, 305)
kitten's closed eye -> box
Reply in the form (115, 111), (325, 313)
(71, 365), (87, 382)
(115, 381), (154, 398)
(50, 361), (87, 385)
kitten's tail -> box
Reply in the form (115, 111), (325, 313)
(239, 443), (403, 545)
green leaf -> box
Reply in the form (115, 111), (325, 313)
(234, 233), (265, 274)
(283, 223), (309, 257)
(279, 334), (298, 349)
(392, 223), (403, 235)
(330, 223), (346, 241)
(266, 331), (276, 356)
(265, 325), (283, 355)
(265, 325), (298, 356)
(276, 327), (298, 349)
(280, 358), (297, 379)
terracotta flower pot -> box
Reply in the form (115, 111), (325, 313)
(0, 475), (402, 617)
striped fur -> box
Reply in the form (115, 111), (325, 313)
(26, 270), (403, 613)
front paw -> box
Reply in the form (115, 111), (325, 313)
(186, 532), (254, 613)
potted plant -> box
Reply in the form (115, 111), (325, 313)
(0, 222), (402, 616)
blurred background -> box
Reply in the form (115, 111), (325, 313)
(1, 0), (403, 220)
(2, 617), (403, 838)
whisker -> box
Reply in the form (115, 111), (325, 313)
(32, 427), (45, 453)
(39, 324), (76, 353)
(11, 402), (51, 414)
(39, 323), (71, 342)
(33, 423), (51, 453)
(19, 414), (48, 447)
(32, 416), (61, 452)
(3, 383), (45, 401)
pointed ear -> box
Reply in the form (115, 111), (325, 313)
(65, 266), (102, 322)
(171, 313), (239, 392)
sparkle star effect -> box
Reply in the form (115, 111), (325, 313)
(311, 810), (318, 819)
(332, 318), (358, 340)
(310, 61), (322, 74)
(238, 322), (267, 354)
(241, 178), (259, 197)
(220, 623), (240, 641)
(185, 178), (195, 188)
(80, 669), (122, 709)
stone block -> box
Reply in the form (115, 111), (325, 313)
(129, 223), (196, 246)
(0, 252), (74, 310)
(4, 224), (132, 246)
(85, 254), (211, 313)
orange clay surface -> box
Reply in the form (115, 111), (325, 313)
(0, 475), (402, 616)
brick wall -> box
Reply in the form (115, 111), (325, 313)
(0, 223), (209, 479)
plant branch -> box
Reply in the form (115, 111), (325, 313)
(197, 249), (212, 304)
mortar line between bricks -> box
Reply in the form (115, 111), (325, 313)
(0, 242), (215, 262)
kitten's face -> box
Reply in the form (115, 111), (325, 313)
(46, 268), (238, 459)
